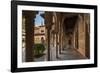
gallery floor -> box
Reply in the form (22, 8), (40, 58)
(34, 46), (86, 62)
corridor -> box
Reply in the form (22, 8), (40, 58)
(50, 47), (86, 61)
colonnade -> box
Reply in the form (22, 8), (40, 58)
(22, 11), (90, 62)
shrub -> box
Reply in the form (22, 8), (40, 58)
(33, 44), (46, 58)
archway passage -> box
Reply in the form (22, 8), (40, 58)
(22, 11), (90, 62)
(44, 13), (90, 61)
(63, 15), (78, 49)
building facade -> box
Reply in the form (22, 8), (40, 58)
(34, 26), (46, 44)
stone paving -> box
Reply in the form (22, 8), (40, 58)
(34, 46), (86, 62)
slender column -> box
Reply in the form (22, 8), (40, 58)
(62, 34), (64, 50)
(53, 33), (55, 47)
(47, 29), (51, 61)
(58, 14), (62, 54)
(56, 33), (59, 58)
(54, 14), (59, 58)
(45, 12), (52, 61)
(59, 21), (62, 54)
(61, 23), (63, 51)
(62, 26), (64, 50)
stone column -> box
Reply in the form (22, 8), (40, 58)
(23, 11), (35, 62)
(58, 19), (62, 54)
(56, 33), (59, 58)
(47, 28), (51, 61)
(62, 24), (64, 50)
(61, 21), (63, 50)
(45, 12), (52, 61)
(53, 32), (55, 47)
(55, 13), (59, 58)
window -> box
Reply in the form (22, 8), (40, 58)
(41, 30), (44, 33)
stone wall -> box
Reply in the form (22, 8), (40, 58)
(77, 15), (86, 57)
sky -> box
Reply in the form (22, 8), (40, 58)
(34, 11), (45, 26)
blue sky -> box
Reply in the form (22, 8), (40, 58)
(34, 11), (44, 26)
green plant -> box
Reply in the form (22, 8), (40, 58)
(33, 44), (46, 58)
